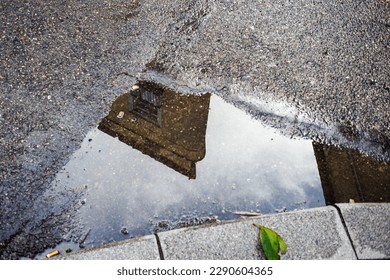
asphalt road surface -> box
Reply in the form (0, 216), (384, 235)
(0, 0), (389, 259)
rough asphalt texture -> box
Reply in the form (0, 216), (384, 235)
(0, 0), (389, 259)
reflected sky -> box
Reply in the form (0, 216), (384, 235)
(51, 93), (324, 247)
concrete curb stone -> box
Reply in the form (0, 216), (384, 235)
(54, 235), (159, 260)
(158, 206), (356, 260)
(337, 203), (390, 259)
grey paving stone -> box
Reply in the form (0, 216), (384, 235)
(158, 206), (356, 260)
(337, 203), (390, 259)
(55, 235), (160, 260)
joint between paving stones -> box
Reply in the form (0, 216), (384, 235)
(331, 205), (359, 259)
(154, 233), (165, 260)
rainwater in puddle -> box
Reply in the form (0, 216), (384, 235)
(47, 81), (389, 252)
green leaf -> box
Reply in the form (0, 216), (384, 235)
(253, 223), (287, 260)
(260, 226), (280, 260)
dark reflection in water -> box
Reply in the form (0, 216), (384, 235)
(46, 81), (389, 251)
(313, 143), (389, 204)
(98, 81), (210, 179)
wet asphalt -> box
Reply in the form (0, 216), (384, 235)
(0, 0), (389, 259)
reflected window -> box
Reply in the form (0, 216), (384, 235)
(129, 85), (162, 127)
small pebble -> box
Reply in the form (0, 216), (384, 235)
(120, 227), (129, 235)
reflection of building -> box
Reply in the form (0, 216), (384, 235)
(98, 81), (211, 179)
(313, 143), (390, 204)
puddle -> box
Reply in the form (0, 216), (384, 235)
(43, 81), (389, 255)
